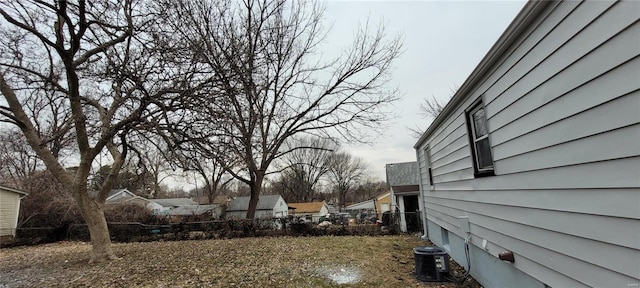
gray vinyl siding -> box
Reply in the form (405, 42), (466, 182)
(416, 1), (640, 287)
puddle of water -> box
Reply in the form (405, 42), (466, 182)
(319, 266), (361, 284)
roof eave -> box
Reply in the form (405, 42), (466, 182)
(0, 185), (28, 195)
(414, 0), (552, 148)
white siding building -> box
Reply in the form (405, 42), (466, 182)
(0, 186), (27, 241)
(414, 1), (640, 287)
(226, 195), (289, 219)
(289, 201), (330, 223)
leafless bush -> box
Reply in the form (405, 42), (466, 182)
(104, 203), (153, 223)
(18, 172), (82, 229)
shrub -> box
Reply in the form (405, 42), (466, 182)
(104, 202), (153, 223)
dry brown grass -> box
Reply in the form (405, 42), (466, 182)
(0, 236), (479, 287)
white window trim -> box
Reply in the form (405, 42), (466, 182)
(466, 99), (495, 177)
(469, 105), (493, 171)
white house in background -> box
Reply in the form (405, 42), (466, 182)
(168, 204), (222, 220)
(385, 162), (422, 233)
(414, 1), (640, 287)
(150, 198), (199, 215)
(151, 198), (199, 208)
(289, 201), (330, 223)
(344, 199), (375, 211)
(0, 185), (28, 242)
(105, 188), (137, 202)
(104, 189), (163, 212)
(105, 191), (218, 217)
(344, 192), (392, 217)
(226, 195), (289, 219)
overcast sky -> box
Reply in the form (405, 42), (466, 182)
(322, 0), (527, 181)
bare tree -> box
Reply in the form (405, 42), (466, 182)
(179, 149), (234, 204)
(0, 1), (199, 262)
(409, 84), (459, 137)
(0, 129), (79, 230)
(0, 129), (41, 189)
(418, 95), (447, 120)
(159, 0), (402, 218)
(350, 179), (387, 203)
(127, 136), (177, 198)
(327, 151), (366, 210)
(276, 137), (336, 202)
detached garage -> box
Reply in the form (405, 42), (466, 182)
(0, 185), (28, 242)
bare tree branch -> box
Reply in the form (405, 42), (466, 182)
(158, 0), (402, 218)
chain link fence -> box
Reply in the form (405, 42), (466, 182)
(6, 216), (407, 247)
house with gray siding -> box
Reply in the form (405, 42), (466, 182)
(414, 1), (640, 287)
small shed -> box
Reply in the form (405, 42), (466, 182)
(226, 195), (288, 219)
(0, 185), (28, 242)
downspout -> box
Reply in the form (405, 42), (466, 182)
(415, 148), (429, 240)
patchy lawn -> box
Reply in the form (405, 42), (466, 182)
(0, 236), (479, 287)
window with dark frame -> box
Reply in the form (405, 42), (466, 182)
(466, 100), (495, 177)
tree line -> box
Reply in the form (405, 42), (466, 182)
(0, 0), (401, 263)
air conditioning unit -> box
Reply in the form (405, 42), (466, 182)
(414, 246), (450, 282)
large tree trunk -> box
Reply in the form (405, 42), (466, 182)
(206, 179), (218, 205)
(75, 194), (117, 263)
(246, 174), (264, 219)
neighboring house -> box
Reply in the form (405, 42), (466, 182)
(169, 204), (221, 216)
(226, 195), (289, 219)
(168, 204), (222, 222)
(151, 198), (199, 207)
(326, 203), (339, 214)
(375, 192), (391, 219)
(344, 192), (391, 220)
(105, 188), (137, 202)
(344, 199), (375, 211)
(414, 1), (640, 287)
(385, 162), (421, 233)
(193, 195), (234, 207)
(150, 198), (199, 215)
(343, 195), (381, 223)
(0, 185), (28, 242)
(106, 192), (219, 219)
(104, 189), (163, 212)
(289, 201), (330, 223)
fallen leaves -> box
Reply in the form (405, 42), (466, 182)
(0, 236), (480, 288)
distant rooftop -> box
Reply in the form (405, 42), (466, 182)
(169, 204), (219, 216)
(227, 195), (284, 212)
(152, 198), (198, 207)
(289, 202), (326, 213)
(385, 162), (419, 186)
